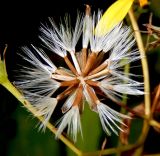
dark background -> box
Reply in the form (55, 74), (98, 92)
(0, 1), (114, 156)
(0, 0), (160, 156)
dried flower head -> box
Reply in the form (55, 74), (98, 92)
(15, 3), (144, 142)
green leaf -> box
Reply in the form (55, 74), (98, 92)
(67, 103), (103, 156)
(8, 106), (62, 156)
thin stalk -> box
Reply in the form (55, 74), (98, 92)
(51, 74), (75, 81)
(88, 61), (108, 76)
(83, 142), (141, 156)
(150, 120), (160, 129)
(129, 8), (151, 117)
(86, 68), (109, 80)
(60, 79), (79, 87)
(55, 68), (73, 76)
(85, 80), (99, 87)
(70, 51), (81, 75)
(151, 84), (160, 113)
(117, 61), (130, 156)
(57, 85), (75, 101)
(86, 85), (99, 102)
(128, 8), (151, 156)
(64, 56), (78, 75)
(1, 79), (82, 156)
(83, 52), (97, 76)
(86, 84), (99, 108)
(81, 48), (87, 71)
(72, 84), (83, 106)
(145, 13), (153, 51)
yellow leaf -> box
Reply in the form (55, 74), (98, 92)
(95, 0), (134, 36)
(139, 0), (148, 7)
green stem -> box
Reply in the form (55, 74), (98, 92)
(116, 61), (130, 156)
(83, 143), (141, 156)
(150, 120), (160, 129)
(1, 79), (82, 156)
(128, 8), (151, 156)
(128, 8), (151, 117)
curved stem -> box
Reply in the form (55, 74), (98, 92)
(1, 79), (82, 156)
(150, 120), (160, 129)
(117, 60), (130, 156)
(128, 8), (151, 117)
(83, 143), (141, 156)
(70, 51), (81, 75)
(128, 7), (151, 156)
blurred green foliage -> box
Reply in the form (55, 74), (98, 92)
(7, 105), (62, 156)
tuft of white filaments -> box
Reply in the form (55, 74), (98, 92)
(56, 106), (82, 143)
(97, 102), (130, 135)
(15, 46), (60, 130)
(99, 76), (144, 102)
(15, 8), (144, 142)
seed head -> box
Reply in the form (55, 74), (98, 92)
(15, 6), (143, 142)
